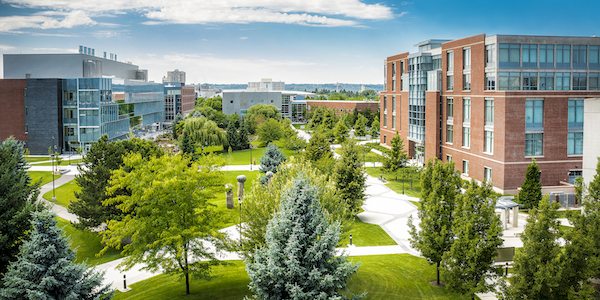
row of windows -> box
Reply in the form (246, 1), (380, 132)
(446, 158), (493, 183)
(445, 97), (494, 154)
(498, 43), (600, 69)
(494, 72), (600, 90)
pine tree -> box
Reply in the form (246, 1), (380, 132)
(333, 119), (349, 144)
(442, 181), (503, 298)
(333, 140), (366, 215)
(304, 131), (332, 163)
(506, 198), (561, 299)
(370, 116), (380, 138)
(172, 113), (183, 139)
(260, 144), (286, 174)
(246, 176), (359, 299)
(354, 114), (368, 137)
(225, 120), (239, 150)
(383, 133), (408, 177)
(238, 119), (250, 150)
(0, 138), (39, 275)
(0, 210), (111, 299)
(517, 160), (542, 210)
(408, 160), (461, 285)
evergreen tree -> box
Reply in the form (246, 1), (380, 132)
(238, 119), (251, 150)
(354, 114), (368, 137)
(180, 131), (194, 155)
(0, 138), (39, 275)
(370, 116), (380, 138)
(442, 181), (503, 298)
(333, 119), (349, 144)
(304, 130), (332, 163)
(506, 198), (562, 299)
(408, 160), (461, 285)
(517, 160), (542, 209)
(578, 158), (600, 278)
(260, 144), (286, 175)
(246, 176), (358, 299)
(383, 133), (408, 177)
(225, 119), (239, 150)
(172, 113), (183, 139)
(0, 210), (110, 299)
(333, 140), (366, 215)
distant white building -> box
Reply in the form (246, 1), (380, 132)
(247, 78), (285, 91)
(163, 69), (186, 84)
(196, 83), (220, 99)
(583, 98), (600, 187)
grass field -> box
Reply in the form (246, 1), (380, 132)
(28, 171), (60, 186)
(43, 179), (80, 208)
(114, 254), (466, 300)
(334, 147), (384, 163)
(344, 217), (396, 247)
(25, 156), (51, 163)
(365, 167), (422, 198)
(56, 217), (123, 266)
(220, 147), (296, 165)
(36, 158), (83, 166)
(213, 171), (260, 228)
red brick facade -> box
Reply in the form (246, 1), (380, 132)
(305, 100), (379, 114)
(181, 85), (196, 115)
(0, 79), (27, 141)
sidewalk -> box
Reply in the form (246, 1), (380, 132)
(38, 174), (79, 223)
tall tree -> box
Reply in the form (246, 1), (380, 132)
(408, 160), (461, 285)
(370, 116), (380, 138)
(506, 198), (562, 299)
(0, 210), (110, 299)
(180, 117), (227, 153)
(225, 119), (239, 151)
(354, 114), (368, 137)
(0, 138), (39, 276)
(257, 118), (284, 146)
(246, 176), (358, 299)
(517, 160), (542, 210)
(172, 113), (183, 139)
(304, 130), (332, 163)
(442, 181), (503, 298)
(577, 158), (600, 278)
(260, 144), (286, 175)
(245, 104), (280, 134)
(383, 133), (408, 178)
(333, 140), (366, 215)
(100, 154), (225, 295)
(333, 119), (349, 144)
(238, 118), (251, 150)
(70, 136), (162, 229)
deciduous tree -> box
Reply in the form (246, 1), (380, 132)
(354, 114), (368, 137)
(333, 140), (366, 215)
(180, 117), (227, 154)
(383, 132), (408, 178)
(370, 116), (380, 138)
(333, 119), (349, 144)
(257, 118), (284, 146)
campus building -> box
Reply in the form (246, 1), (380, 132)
(381, 35), (600, 193)
(0, 46), (164, 154)
(163, 69), (186, 85)
(164, 83), (196, 123)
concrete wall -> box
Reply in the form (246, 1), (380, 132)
(0, 79), (27, 141)
(24, 79), (62, 154)
(222, 91), (282, 115)
(583, 98), (600, 186)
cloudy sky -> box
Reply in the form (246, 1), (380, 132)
(0, 0), (599, 84)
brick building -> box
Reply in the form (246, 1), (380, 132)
(305, 100), (379, 115)
(381, 35), (600, 193)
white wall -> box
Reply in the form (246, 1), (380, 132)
(583, 98), (600, 186)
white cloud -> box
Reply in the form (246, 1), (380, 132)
(4, 0), (395, 28)
(239, 36), (248, 40)
(0, 44), (15, 51)
(0, 10), (95, 32)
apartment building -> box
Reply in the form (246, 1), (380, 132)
(381, 34), (600, 193)
(164, 83), (196, 123)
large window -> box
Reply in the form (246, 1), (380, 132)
(573, 45), (587, 67)
(446, 124), (454, 143)
(447, 97), (454, 120)
(463, 48), (471, 70)
(463, 98), (471, 123)
(590, 46), (600, 69)
(462, 127), (470, 148)
(525, 133), (544, 156)
(568, 132), (583, 156)
(391, 62), (396, 91)
(522, 44), (538, 68)
(556, 72), (571, 90)
(525, 99), (544, 131)
(391, 96), (396, 129)
(573, 73), (587, 90)
(447, 75), (454, 91)
(382, 96), (387, 127)
(447, 51), (454, 71)
(499, 43), (520, 68)
(462, 160), (469, 175)
(539, 72), (555, 90)
(522, 72), (538, 90)
(486, 73), (496, 90)
(485, 98), (494, 126)
(556, 45), (571, 68)
(498, 72), (521, 90)
(485, 44), (495, 68)
(484, 130), (494, 154)
(463, 73), (471, 90)
(484, 167), (492, 183)
(590, 73), (600, 90)
(539, 44), (554, 68)
(568, 99), (584, 155)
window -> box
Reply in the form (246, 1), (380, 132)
(539, 72), (555, 90)
(568, 132), (583, 155)
(556, 45), (571, 68)
(446, 98), (454, 120)
(573, 73), (587, 90)
(522, 44), (538, 67)
(462, 160), (469, 175)
(484, 167), (492, 183)
(391, 62), (396, 91)
(447, 51), (454, 71)
(522, 72), (538, 90)
(525, 99), (544, 131)
(568, 98), (584, 130)
(556, 72), (571, 90)
(383, 96), (387, 127)
(391, 96), (396, 129)
(446, 124), (454, 143)
(462, 127), (470, 148)
(498, 72), (521, 90)
(590, 46), (600, 68)
(446, 155), (452, 162)
(590, 73), (600, 90)
(539, 44), (555, 68)
(463, 48), (471, 70)
(446, 75), (454, 90)
(485, 98), (494, 126)
(499, 43), (520, 67)
(573, 45), (587, 67)
(383, 135), (387, 143)
(463, 98), (471, 123)
(400, 61), (404, 75)
(463, 73), (471, 90)
(485, 45), (495, 68)
(525, 133), (544, 156)
(486, 73), (496, 90)
(484, 130), (494, 154)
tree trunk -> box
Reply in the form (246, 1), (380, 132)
(185, 271), (190, 295)
(436, 261), (440, 286)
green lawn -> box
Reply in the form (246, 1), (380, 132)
(335, 147), (383, 163)
(55, 217), (123, 266)
(220, 147), (296, 165)
(28, 171), (61, 186)
(25, 156), (51, 163)
(43, 179), (80, 208)
(365, 167), (422, 198)
(36, 158), (83, 166)
(212, 171), (260, 228)
(114, 254), (466, 300)
(343, 218), (396, 247)
(292, 123), (306, 129)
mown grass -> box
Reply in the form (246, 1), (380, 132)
(43, 179), (80, 208)
(219, 147), (296, 165)
(28, 171), (60, 186)
(35, 158), (83, 166)
(365, 167), (422, 198)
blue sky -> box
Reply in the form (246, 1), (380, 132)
(0, 0), (599, 84)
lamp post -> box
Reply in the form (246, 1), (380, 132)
(51, 136), (56, 202)
(249, 144), (253, 171)
(236, 175), (247, 249)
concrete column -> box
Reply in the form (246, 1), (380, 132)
(512, 206), (519, 228)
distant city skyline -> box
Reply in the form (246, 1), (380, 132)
(1, 0), (599, 83)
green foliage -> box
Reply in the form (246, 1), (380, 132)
(307, 107), (338, 131)
(576, 158), (600, 279)
(354, 114), (368, 137)
(333, 119), (349, 144)
(70, 135), (162, 229)
(194, 106), (227, 128)
(172, 113), (183, 139)
(442, 181), (503, 297)
(304, 130), (332, 163)
(259, 144), (286, 175)
(334, 140), (366, 215)
(225, 116), (250, 151)
(383, 133), (407, 173)
(0, 210), (111, 299)
(370, 116), (380, 138)
(100, 154), (226, 295)
(505, 198), (562, 299)
(257, 118), (284, 146)
(180, 117), (227, 155)
(408, 160), (461, 285)
(517, 160), (542, 209)
(0, 138), (39, 276)
(588, 158), (600, 201)
(244, 104), (280, 134)
(246, 176), (359, 299)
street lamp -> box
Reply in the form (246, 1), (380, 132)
(236, 175), (247, 249)
(51, 136), (56, 202)
(249, 144), (253, 171)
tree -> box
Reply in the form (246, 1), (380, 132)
(383, 133), (408, 177)
(408, 160), (461, 285)
(442, 181), (503, 298)
(70, 136), (162, 229)
(576, 158), (600, 279)
(505, 198), (562, 299)
(246, 175), (358, 299)
(225, 119), (239, 150)
(195, 106), (227, 128)
(245, 104), (280, 134)
(180, 117), (226, 154)
(370, 116), (380, 138)
(354, 114), (368, 137)
(100, 154), (225, 295)
(260, 144), (286, 179)
(0, 138), (39, 275)
(517, 160), (542, 210)
(333, 140), (366, 215)
(304, 130), (332, 163)
(172, 113), (183, 139)
(333, 119), (349, 144)
(0, 210), (110, 299)
(238, 119), (251, 150)
(257, 118), (284, 146)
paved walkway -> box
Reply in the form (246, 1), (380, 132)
(38, 174), (79, 223)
